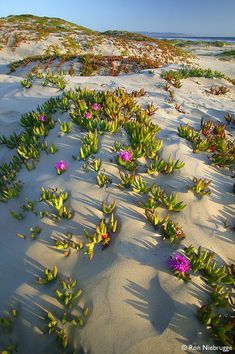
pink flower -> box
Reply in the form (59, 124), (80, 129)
(168, 253), (190, 273)
(38, 114), (46, 123)
(119, 150), (132, 162)
(85, 112), (91, 119)
(93, 103), (99, 111)
(55, 160), (67, 174)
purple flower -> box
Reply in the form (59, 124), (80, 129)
(168, 253), (190, 273)
(38, 114), (46, 123)
(119, 150), (132, 162)
(93, 103), (99, 111)
(85, 112), (91, 119)
(55, 160), (67, 174)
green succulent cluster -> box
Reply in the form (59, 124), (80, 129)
(40, 269), (89, 350)
(182, 245), (235, 348)
(88, 157), (102, 172)
(188, 177), (212, 196)
(118, 170), (134, 188)
(37, 266), (58, 285)
(0, 98), (59, 201)
(21, 68), (67, 90)
(144, 208), (185, 243)
(80, 129), (99, 160)
(96, 172), (111, 188)
(147, 155), (185, 175)
(162, 66), (226, 88)
(40, 187), (72, 220)
(84, 201), (118, 260)
(58, 119), (72, 133)
(20, 78), (32, 88)
(52, 232), (84, 256)
(178, 118), (234, 167)
(150, 184), (186, 212)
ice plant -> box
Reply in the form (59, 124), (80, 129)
(85, 112), (91, 119)
(38, 114), (46, 123)
(169, 253), (190, 280)
(55, 160), (67, 175)
(93, 103), (99, 111)
(119, 150), (132, 162)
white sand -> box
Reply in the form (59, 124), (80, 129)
(189, 44), (235, 77)
(0, 48), (234, 354)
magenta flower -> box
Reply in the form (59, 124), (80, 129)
(93, 103), (99, 111)
(55, 160), (67, 175)
(168, 253), (190, 273)
(85, 112), (91, 119)
(38, 114), (46, 123)
(119, 150), (132, 162)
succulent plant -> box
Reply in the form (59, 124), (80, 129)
(147, 155), (185, 175)
(29, 226), (41, 240)
(41, 70), (67, 90)
(47, 311), (58, 335)
(55, 160), (67, 175)
(147, 102), (158, 116)
(58, 119), (72, 133)
(52, 234), (83, 255)
(88, 157), (102, 171)
(20, 78), (32, 88)
(139, 196), (156, 211)
(162, 220), (185, 243)
(188, 177), (212, 196)
(145, 209), (168, 228)
(40, 187), (72, 220)
(207, 86), (229, 95)
(10, 210), (25, 220)
(131, 88), (146, 97)
(211, 285), (230, 307)
(178, 123), (199, 142)
(21, 198), (37, 215)
(55, 278), (82, 308)
(101, 200), (116, 214)
(224, 113), (235, 125)
(80, 130), (99, 160)
(0, 181), (22, 202)
(37, 266), (58, 285)
(184, 245), (235, 284)
(160, 192), (186, 212)
(168, 253), (191, 281)
(0, 132), (21, 149)
(56, 328), (68, 349)
(197, 304), (220, 327)
(210, 150), (235, 168)
(132, 176), (149, 193)
(117, 149), (137, 171)
(109, 213), (118, 233)
(149, 184), (163, 202)
(175, 104), (185, 113)
(119, 170), (134, 188)
(96, 172), (110, 188)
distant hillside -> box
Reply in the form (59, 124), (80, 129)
(0, 15), (190, 75)
(139, 32), (188, 39)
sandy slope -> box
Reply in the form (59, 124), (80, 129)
(189, 44), (235, 77)
(0, 57), (234, 354)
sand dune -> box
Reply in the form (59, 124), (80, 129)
(0, 16), (234, 354)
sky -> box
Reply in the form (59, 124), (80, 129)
(0, 0), (235, 37)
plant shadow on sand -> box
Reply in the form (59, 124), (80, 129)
(203, 167), (234, 248)
(7, 254), (91, 354)
(123, 275), (212, 349)
(9, 292), (87, 354)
